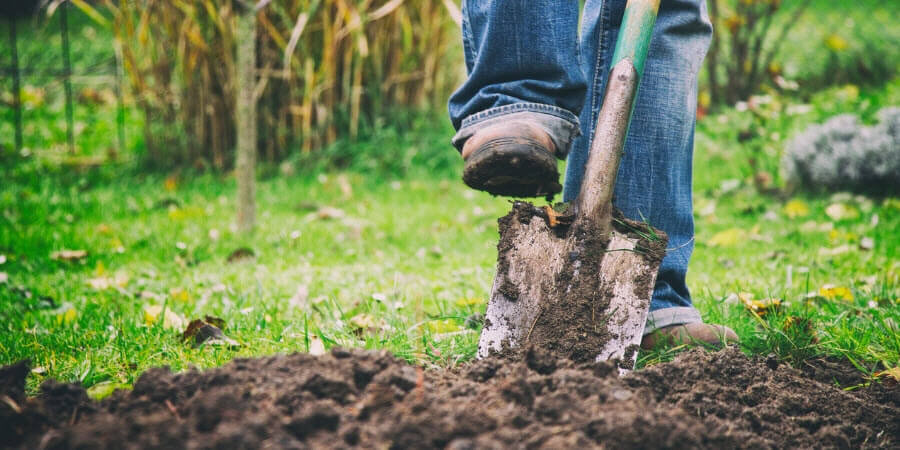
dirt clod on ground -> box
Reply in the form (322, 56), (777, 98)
(2, 347), (897, 449)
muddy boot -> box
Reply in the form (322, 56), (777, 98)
(640, 323), (738, 350)
(461, 120), (562, 198)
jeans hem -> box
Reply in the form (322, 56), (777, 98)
(643, 307), (703, 336)
(452, 104), (581, 158)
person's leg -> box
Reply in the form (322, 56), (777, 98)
(564, 0), (714, 336)
(448, 0), (586, 196)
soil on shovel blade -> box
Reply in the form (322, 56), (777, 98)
(493, 202), (668, 364)
(3, 347), (897, 449)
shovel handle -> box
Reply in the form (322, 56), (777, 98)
(573, 0), (659, 227)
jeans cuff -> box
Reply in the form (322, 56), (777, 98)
(642, 307), (703, 336)
(451, 104), (581, 159)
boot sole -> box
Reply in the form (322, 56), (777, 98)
(462, 137), (561, 198)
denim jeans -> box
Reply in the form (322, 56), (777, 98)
(448, 0), (712, 334)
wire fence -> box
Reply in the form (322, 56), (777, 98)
(1, 2), (126, 160)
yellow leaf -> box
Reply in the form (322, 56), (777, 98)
(454, 297), (484, 307)
(169, 288), (190, 303)
(875, 367), (900, 382)
(425, 319), (461, 334)
(818, 285), (853, 302)
(709, 228), (744, 247)
(144, 305), (186, 330)
(783, 199), (810, 219)
(824, 34), (849, 52)
(739, 292), (781, 316)
(57, 307), (77, 325)
(349, 313), (376, 330)
(164, 176), (177, 192)
(97, 224), (112, 234)
(825, 203), (859, 221)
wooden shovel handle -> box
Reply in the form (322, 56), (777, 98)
(573, 0), (660, 227)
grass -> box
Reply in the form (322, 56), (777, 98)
(2, 78), (899, 394)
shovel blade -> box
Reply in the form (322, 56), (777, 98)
(478, 204), (664, 370)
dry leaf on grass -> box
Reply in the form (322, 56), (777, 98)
(308, 336), (326, 356)
(783, 199), (810, 218)
(818, 285), (854, 302)
(874, 367), (900, 383)
(51, 250), (87, 262)
(182, 318), (239, 348)
(739, 292), (781, 316)
(825, 203), (859, 221)
(315, 206), (346, 220)
(226, 247), (255, 263)
(144, 305), (187, 330)
(709, 228), (744, 247)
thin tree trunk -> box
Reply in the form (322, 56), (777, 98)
(236, 8), (257, 233)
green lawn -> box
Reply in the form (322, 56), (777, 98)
(2, 78), (899, 395)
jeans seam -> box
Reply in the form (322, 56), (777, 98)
(460, 102), (580, 130)
(587, 0), (610, 144)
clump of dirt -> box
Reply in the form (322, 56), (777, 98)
(3, 347), (896, 449)
(493, 201), (668, 364)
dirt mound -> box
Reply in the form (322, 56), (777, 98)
(2, 347), (897, 449)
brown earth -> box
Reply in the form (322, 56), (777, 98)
(2, 347), (897, 449)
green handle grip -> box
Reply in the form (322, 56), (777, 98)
(609, 0), (660, 78)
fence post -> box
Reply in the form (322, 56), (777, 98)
(8, 19), (23, 153)
(235, 6), (258, 233)
(60, 0), (75, 154)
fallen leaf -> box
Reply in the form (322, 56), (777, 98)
(181, 318), (240, 348)
(226, 247), (255, 263)
(96, 224), (112, 234)
(86, 381), (127, 400)
(825, 203), (859, 221)
(859, 237), (875, 251)
(739, 293), (781, 316)
(144, 305), (187, 330)
(543, 205), (559, 227)
(874, 367), (900, 382)
(454, 297), (484, 307)
(425, 319), (461, 334)
(316, 206), (345, 220)
(708, 228), (744, 247)
(51, 250), (87, 262)
(818, 285), (853, 302)
(204, 315), (226, 330)
(56, 306), (77, 325)
(169, 288), (190, 303)
(308, 336), (326, 356)
(164, 176), (177, 192)
(349, 313), (376, 330)
(819, 245), (852, 256)
(783, 199), (810, 219)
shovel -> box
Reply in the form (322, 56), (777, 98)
(478, 0), (666, 370)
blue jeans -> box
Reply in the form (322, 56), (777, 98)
(449, 0), (712, 334)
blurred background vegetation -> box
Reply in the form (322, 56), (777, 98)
(1, 0), (897, 176)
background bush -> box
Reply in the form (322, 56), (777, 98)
(783, 107), (900, 195)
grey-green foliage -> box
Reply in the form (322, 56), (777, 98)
(783, 107), (900, 195)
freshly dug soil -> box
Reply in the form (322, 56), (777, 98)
(3, 347), (897, 449)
